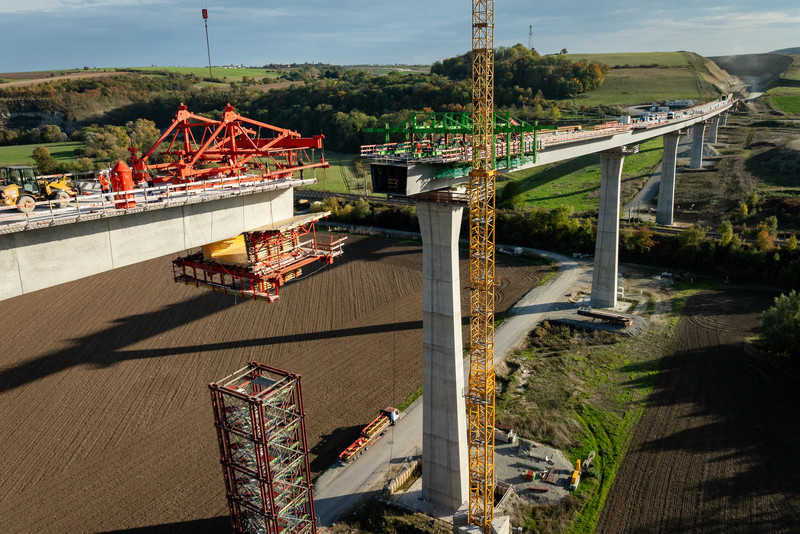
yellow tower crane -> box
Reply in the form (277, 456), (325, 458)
(467, 0), (496, 532)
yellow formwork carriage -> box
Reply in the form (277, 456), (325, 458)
(468, 0), (496, 532)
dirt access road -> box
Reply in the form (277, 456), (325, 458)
(596, 288), (800, 533)
(0, 234), (548, 534)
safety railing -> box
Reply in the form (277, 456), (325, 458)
(0, 174), (316, 234)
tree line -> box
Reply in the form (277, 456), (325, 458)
(0, 47), (609, 168)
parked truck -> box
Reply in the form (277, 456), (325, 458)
(339, 407), (399, 463)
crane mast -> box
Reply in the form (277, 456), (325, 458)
(467, 0), (496, 532)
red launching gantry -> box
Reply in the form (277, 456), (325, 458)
(125, 104), (345, 302)
(129, 103), (327, 185)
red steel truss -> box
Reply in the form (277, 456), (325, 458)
(172, 214), (346, 302)
(130, 103), (328, 185)
(210, 362), (317, 534)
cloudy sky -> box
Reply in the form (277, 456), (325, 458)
(0, 0), (797, 72)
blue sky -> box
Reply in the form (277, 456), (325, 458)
(0, 0), (797, 72)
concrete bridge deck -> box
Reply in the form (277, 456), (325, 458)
(0, 177), (311, 300)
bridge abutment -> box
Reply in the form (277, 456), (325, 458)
(656, 131), (683, 226)
(416, 201), (469, 512)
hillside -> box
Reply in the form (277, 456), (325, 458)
(564, 51), (722, 108)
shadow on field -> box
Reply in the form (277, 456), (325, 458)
(0, 285), (422, 393)
(97, 516), (231, 534)
(595, 288), (800, 533)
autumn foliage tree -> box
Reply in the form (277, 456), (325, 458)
(760, 290), (800, 357)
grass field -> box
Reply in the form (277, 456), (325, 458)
(128, 66), (279, 81)
(298, 151), (362, 194)
(499, 137), (664, 211)
(0, 142), (84, 166)
(496, 287), (680, 534)
(568, 67), (703, 107)
(566, 52), (689, 67)
(767, 86), (800, 114)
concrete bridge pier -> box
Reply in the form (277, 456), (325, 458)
(415, 201), (469, 512)
(656, 131), (684, 226)
(707, 116), (720, 144)
(689, 121), (708, 169)
(591, 147), (635, 308)
(719, 112), (727, 126)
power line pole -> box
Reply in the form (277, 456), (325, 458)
(529, 24), (533, 50)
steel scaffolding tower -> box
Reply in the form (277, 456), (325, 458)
(467, 0), (496, 532)
(210, 363), (317, 534)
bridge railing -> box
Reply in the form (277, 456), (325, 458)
(0, 174), (314, 234)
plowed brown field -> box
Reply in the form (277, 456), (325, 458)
(0, 234), (547, 533)
(596, 288), (800, 533)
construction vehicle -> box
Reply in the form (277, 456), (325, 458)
(569, 459), (582, 491)
(569, 450), (596, 491)
(338, 407), (399, 464)
(0, 165), (76, 213)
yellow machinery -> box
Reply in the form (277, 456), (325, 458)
(0, 166), (75, 212)
(467, 0), (496, 532)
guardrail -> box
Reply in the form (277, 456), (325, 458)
(0, 174), (316, 234)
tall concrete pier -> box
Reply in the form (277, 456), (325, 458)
(656, 131), (683, 226)
(707, 116), (720, 144)
(591, 147), (635, 308)
(416, 201), (469, 512)
(690, 122), (707, 169)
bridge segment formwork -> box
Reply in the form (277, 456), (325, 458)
(416, 200), (469, 512)
(0, 185), (293, 301)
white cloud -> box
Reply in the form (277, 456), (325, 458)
(0, 0), (166, 14)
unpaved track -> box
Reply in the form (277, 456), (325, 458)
(596, 288), (800, 533)
(0, 234), (547, 533)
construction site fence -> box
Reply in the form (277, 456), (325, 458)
(383, 458), (421, 497)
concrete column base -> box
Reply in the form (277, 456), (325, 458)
(591, 149), (626, 308)
(416, 201), (469, 513)
(656, 131), (681, 226)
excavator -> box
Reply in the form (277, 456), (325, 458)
(0, 165), (76, 212)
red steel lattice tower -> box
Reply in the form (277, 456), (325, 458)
(210, 363), (317, 534)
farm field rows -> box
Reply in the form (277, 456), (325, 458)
(0, 234), (548, 533)
(595, 288), (800, 533)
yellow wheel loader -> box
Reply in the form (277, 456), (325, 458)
(0, 166), (76, 213)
